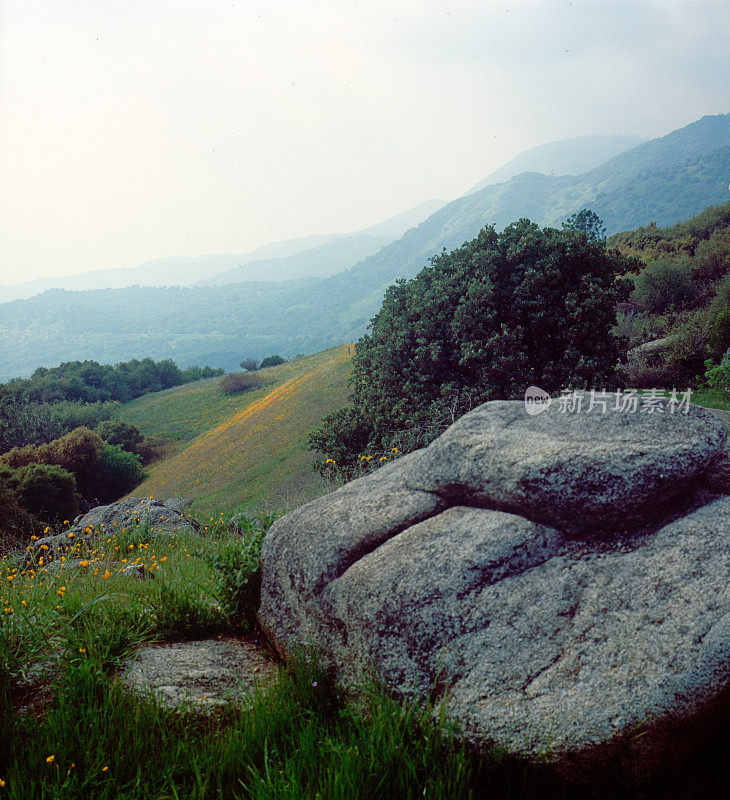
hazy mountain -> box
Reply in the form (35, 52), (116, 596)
(198, 234), (392, 285)
(325, 113), (730, 334)
(0, 199), (444, 303)
(199, 199), (445, 286)
(465, 134), (645, 194)
(0, 114), (728, 380)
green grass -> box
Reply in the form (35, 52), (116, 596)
(3, 365), (729, 796)
(118, 376), (269, 444)
(0, 519), (536, 800)
(3, 520), (730, 799)
(691, 389), (730, 414)
(118, 350), (349, 445)
(117, 346), (354, 519)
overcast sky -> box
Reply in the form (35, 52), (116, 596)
(0, 0), (727, 284)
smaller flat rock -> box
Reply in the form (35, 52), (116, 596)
(122, 637), (279, 710)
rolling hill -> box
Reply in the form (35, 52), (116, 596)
(0, 113), (728, 380)
(119, 345), (353, 517)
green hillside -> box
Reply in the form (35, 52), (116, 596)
(118, 346), (354, 518)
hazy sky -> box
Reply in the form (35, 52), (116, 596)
(0, 0), (727, 284)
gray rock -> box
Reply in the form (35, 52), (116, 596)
(164, 497), (194, 513)
(26, 497), (200, 566)
(260, 453), (447, 655)
(122, 637), (278, 710)
(259, 400), (730, 776)
(406, 400), (726, 532)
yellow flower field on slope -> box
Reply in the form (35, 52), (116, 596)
(125, 346), (353, 517)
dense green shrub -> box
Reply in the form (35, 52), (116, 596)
(0, 426), (104, 499)
(693, 228), (730, 281)
(0, 395), (120, 452)
(613, 310), (666, 350)
(660, 321), (711, 388)
(205, 526), (266, 629)
(10, 462), (81, 524)
(94, 444), (146, 503)
(631, 258), (697, 314)
(5, 357), (223, 406)
(709, 310), (730, 354)
(0, 426), (143, 504)
(260, 354), (287, 368)
(0, 471), (42, 548)
(95, 419), (145, 456)
(311, 218), (638, 466)
(704, 358), (730, 394)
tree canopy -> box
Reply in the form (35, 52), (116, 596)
(310, 217), (638, 465)
(563, 208), (606, 241)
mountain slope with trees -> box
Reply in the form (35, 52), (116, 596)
(0, 199), (444, 302)
(0, 114), (727, 380)
(465, 133), (644, 194)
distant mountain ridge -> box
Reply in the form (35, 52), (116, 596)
(465, 133), (645, 194)
(0, 199), (444, 303)
(0, 113), (727, 380)
(197, 234), (392, 285)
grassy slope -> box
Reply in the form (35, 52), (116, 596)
(118, 345), (354, 518)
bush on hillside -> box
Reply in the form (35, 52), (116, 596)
(704, 358), (730, 394)
(709, 310), (730, 355)
(95, 419), (145, 456)
(94, 444), (146, 503)
(136, 437), (177, 465)
(219, 372), (267, 395)
(0, 394), (119, 452)
(260, 354), (286, 369)
(612, 310), (666, 350)
(692, 228), (730, 281)
(310, 218), (639, 467)
(9, 462), (81, 525)
(238, 358), (260, 372)
(0, 471), (42, 548)
(661, 321), (711, 388)
(631, 258), (697, 314)
(0, 427), (104, 500)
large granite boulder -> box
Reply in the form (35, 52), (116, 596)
(259, 400), (730, 776)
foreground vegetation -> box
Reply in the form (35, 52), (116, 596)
(2, 515), (730, 799)
(0, 357), (224, 453)
(2, 202), (730, 797)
